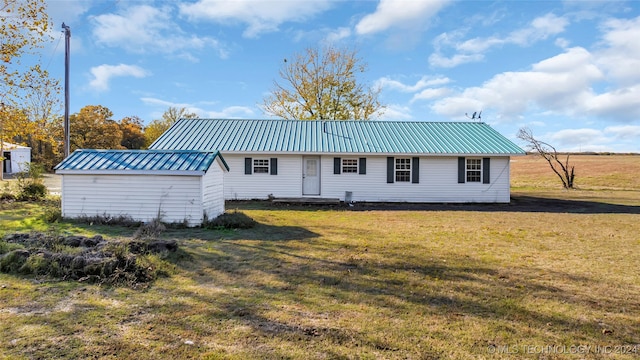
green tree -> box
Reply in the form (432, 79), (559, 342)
(70, 105), (123, 151)
(119, 116), (145, 149)
(263, 46), (384, 120)
(1, 0), (55, 179)
(144, 107), (197, 147)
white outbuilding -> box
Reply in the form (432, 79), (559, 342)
(2, 142), (31, 175)
(54, 149), (229, 226)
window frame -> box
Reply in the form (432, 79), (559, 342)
(466, 158), (482, 183)
(395, 158), (411, 182)
(341, 158), (358, 174)
(253, 158), (270, 174)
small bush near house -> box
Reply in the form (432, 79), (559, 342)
(14, 163), (48, 201)
(133, 218), (167, 240)
(17, 182), (47, 201)
(41, 205), (62, 223)
(203, 210), (257, 229)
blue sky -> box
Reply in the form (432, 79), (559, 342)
(40, 0), (640, 152)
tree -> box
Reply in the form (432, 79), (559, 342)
(20, 65), (62, 169)
(70, 105), (123, 151)
(1, 0), (54, 179)
(517, 127), (575, 189)
(119, 116), (145, 149)
(144, 107), (197, 147)
(263, 46), (384, 120)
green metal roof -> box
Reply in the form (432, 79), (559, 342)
(150, 119), (525, 155)
(54, 149), (229, 172)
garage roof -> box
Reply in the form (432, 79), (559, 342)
(54, 149), (229, 174)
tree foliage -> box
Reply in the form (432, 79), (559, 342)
(1, 0), (57, 177)
(144, 107), (197, 147)
(119, 116), (145, 149)
(263, 46), (384, 120)
(517, 127), (576, 189)
(70, 105), (123, 151)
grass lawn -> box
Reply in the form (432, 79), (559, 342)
(0, 155), (639, 359)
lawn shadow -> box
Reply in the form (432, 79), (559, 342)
(350, 196), (640, 214)
(226, 196), (640, 215)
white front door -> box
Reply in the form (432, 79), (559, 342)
(302, 156), (320, 195)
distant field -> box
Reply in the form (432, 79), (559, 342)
(511, 154), (640, 205)
(0, 155), (639, 359)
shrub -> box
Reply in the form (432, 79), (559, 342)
(204, 210), (257, 229)
(14, 163), (48, 201)
(42, 205), (63, 223)
(133, 219), (166, 240)
(18, 182), (48, 201)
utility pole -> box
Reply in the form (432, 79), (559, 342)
(62, 22), (71, 158)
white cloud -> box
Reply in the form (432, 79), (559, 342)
(378, 104), (413, 120)
(430, 13), (569, 68)
(595, 16), (640, 85)
(604, 125), (640, 139)
(89, 64), (149, 91)
(92, 5), (226, 59)
(324, 27), (352, 43)
(204, 106), (255, 118)
(549, 128), (607, 146)
(179, 0), (333, 38)
(141, 97), (254, 119)
(376, 75), (451, 93)
(431, 47), (604, 121)
(355, 0), (451, 35)
(411, 88), (452, 102)
(428, 52), (484, 68)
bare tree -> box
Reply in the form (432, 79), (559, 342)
(517, 127), (575, 189)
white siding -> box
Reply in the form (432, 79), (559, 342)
(221, 154), (512, 203)
(61, 174), (205, 226)
(202, 160), (225, 219)
(321, 156), (511, 203)
(223, 154), (302, 200)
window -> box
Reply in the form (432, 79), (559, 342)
(253, 159), (270, 174)
(395, 158), (411, 182)
(342, 159), (358, 173)
(466, 158), (481, 182)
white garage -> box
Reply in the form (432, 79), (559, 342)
(54, 149), (229, 226)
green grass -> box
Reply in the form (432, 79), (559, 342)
(0, 156), (639, 359)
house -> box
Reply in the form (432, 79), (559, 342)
(2, 142), (31, 175)
(54, 149), (229, 226)
(150, 119), (525, 203)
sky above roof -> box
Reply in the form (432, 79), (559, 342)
(40, 0), (640, 152)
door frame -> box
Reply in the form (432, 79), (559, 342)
(302, 156), (321, 196)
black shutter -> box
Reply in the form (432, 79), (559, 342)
(387, 157), (394, 183)
(359, 158), (366, 175)
(458, 157), (465, 183)
(245, 157), (252, 175)
(483, 157), (490, 184)
(412, 157), (419, 183)
(270, 158), (278, 175)
(334, 157), (341, 174)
